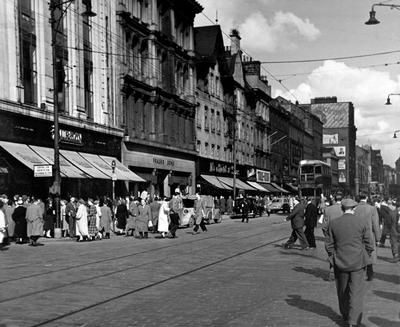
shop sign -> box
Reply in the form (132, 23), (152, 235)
(51, 126), (83, 145)
(256, 169), (270, 183)
(153, 157), (175, 168)
(34, 164), (53, 177)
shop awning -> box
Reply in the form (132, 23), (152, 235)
(258, 183), (281, 193)
(0, 141), (49, 170)
(247, 181), (270, 192)
(271, 182), (290, 194)
(217, 176), (256, 191)
(284, 183), (298, 193)
(201, 175), (232, 190)
(0, 141), (145, 182)
(99, 155), (145, 182)
(61, 150), (110, 179)
(29, 145), (90, 179)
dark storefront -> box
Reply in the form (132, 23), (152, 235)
(0, 111), (140, 199)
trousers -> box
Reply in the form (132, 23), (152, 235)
(334, 266), (366, 325)
(286, 228), (309, 248)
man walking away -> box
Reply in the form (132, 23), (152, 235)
(354, 194), (380, 281)
(326, 198), (374, 327)
(25, 197), (44, 246)
(283, 197), (309, 250)
(304, 197), (319, 248)
(378, 197), (391, 247)
(168, 188), (182, 238)
(193, 192), (207, 235)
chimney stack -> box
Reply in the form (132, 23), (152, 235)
(230, 29), (241, 54)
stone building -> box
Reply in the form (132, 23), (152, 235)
(117, 0), (203, 197)
(0, 0), (142, 198)
(309, 97), (357, 195)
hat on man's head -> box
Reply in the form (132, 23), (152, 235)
(174, 187), (181, 194)
(341, 198), (358, 208)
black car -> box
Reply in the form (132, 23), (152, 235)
(230, 197), (258, 219)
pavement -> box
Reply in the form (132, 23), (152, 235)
(0, 213), (399, 327)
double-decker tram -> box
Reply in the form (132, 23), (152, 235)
(299, 160), (332, 197)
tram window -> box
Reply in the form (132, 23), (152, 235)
(315, 166), (322, 174)
(301, 166), (313, 174)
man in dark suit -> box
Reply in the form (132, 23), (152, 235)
(354, 194), (380, 281)
(326, 198), (374, 327)
(304, 197), (319, 248)
(322, 193), (343, 237)
(283, 197), (309, 249)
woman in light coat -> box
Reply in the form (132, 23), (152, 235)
(157, 197), (170, 238)
(75, 199), (89, 242)
(99, 198), (112, 239)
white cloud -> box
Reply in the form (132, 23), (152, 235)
(274, 60), (400, 165)
(238, 11), (320, 55)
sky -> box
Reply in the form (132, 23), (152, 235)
(195, 0), (400, 167)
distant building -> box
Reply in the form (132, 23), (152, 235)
(322, 147), (339, 193)
(309, 97), (357, 195)
(355, 145), (371, 196)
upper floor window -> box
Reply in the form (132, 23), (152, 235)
(204, 106), (209, 131)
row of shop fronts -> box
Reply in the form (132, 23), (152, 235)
(0, 111), (294, 200)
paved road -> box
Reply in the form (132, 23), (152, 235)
(0, 214), (398, 327)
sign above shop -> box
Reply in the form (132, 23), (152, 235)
(34, 164), (53, 177)
(51, 125), (83, 145)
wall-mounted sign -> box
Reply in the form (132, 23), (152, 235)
(338, 159), (346, 170)
(333, 146), (346, 157)
(51, 125), (83, 145)
(34, 164), (53, 177)
(323, 134), (339, 145)
(339, 171), (346, 183)
(256, 169), (270, 183)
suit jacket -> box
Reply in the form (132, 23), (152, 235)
(326, 213), (374, 272)
(286, 203), (306, 229)
(322, 203), (343, 236)
(304, 202), (319, 227)
(354, 201), (380, 242)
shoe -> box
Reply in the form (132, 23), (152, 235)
(192, 231), (200, 235)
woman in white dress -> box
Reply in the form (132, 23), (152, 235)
(157, 197), (170, 238)
(76, 199), (89, 242)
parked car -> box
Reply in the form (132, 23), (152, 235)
(179, 196), (196, 227)
(230, 197), (258, 219)
(269, 197), (291, 213)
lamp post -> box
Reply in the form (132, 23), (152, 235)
(111, 159), (116, 201)
(385, 93), (400, 105)
(393, 129), (400, 138)
(365, 2), (400, 25)
(50, 0), (96, 238)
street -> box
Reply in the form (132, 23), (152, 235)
(0, 214), (398, 327)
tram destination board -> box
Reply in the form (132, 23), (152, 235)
(34, 164), (53, 177)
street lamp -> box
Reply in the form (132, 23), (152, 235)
(50, 0), (96, 238)
(393, 129), (400, 138)
(111, 160), (117, 200)
(385, 93), (400, 105)
(365, 3), (400, 25)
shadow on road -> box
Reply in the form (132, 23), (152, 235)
(368, 316), (400, 327)
(285, 294), (343, 326)
(373, 290), (400, 302)
(373, 271), (400, 285)
(293, 266), (331, 281)
(276, 248), (327, 262)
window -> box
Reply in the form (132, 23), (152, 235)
(211, 144), (215, 157)
(83, 4), (93, 118)
(211, 109), (215, 132)
(205, 142), (209, 156)
(216, 111), (221, 134)
(196, 140), (201, 152)
(204, 106), (209, 131)
(216, 145), (220, 159)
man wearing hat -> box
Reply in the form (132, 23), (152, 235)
(168, 188), (183, 238)
(283, 196), (309, 250)
(326, 198), (374, 327)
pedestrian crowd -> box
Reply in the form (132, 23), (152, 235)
(282, 192), (399, 327)
(0, 188), (238, 249)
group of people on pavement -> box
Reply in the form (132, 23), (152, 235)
(283, 191), (399, 327)
(0, 187), (226, 248)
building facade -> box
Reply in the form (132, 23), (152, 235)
(310, 97), (357, 195)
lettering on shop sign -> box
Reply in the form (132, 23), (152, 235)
(59, 129), (83, 145)
(153, 157), (175, 167)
